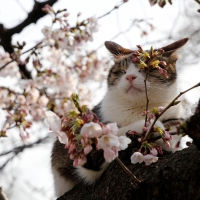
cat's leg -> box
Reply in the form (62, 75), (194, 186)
(75, 162), (110, 184)
(52, 167), (75, 198)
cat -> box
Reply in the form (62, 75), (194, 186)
(51, 38), (189, 198)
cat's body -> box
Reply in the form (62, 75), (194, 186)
(51, 38), (189, 197)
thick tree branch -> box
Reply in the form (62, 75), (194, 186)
(58, 100), (200, 200)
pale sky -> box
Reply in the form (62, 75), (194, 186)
(0, 0), (200, 199)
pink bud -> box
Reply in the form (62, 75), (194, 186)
(84, 145), (93, 154)
(146, 121), (150, 127)
(158, 106), (165, 113)
(142, 127), (147, 133)
(68, 143), (76, 154)
(70, 153), (74, 160)
(164, 131), (172, 141)
(63, 13), (69, 17)
(73, 159), (78, 167)
(154, 145), (163, 155)
(150, 148), (158, 156)
(77, 157), (87, 166)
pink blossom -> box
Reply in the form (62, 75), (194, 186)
(154, 145), (163, 155)
(142, 110), (149, 116)
(103, 147), (118, 162)
(142, 127), (147, 133)
(118, 136), (131, 150)
(68, 143), (76, 154)
(150, 148), (158, 156)
(73, 157), (87, 166)
(38, 95), (49, 107)
(164, 140), (171, 148)
(45, 111), (68, 145)
(42, 26), (52, 37)
(164, 131), (172, 141)
(84, 144), (93, 154)
(26, 88), (39, 104)
(16, 95), (26, 104)
(130, 152), (144, 164)
(158, 106), (165, 113)
(80, 122), (102, 138)
(143, 154), (158, 165)
(105, 122), (118, 135)
(98, 134), (119, 150)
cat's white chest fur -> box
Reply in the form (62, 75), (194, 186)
(101, 85), (182, 129)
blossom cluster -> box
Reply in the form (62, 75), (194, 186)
(128, 105), (173, 165)
(45, 94), (131, 166)
(149, 0), (172, 8)
(41, 5), (99, 52)
(0, 5), (107, 138)
(131, 45), (168, 78)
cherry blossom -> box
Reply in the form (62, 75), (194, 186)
(143, 154), (158, 166)
(103, 147), (118, 162)
(118, 136), (131, 150)
(80, 122), (102, 138)
(45, 111), (68, 145)
(150, 148), (158, 156)
(98, 134), (120, 150)
(131, 152), (144, 164)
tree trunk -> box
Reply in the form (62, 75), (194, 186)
(58, 100), (200, 200)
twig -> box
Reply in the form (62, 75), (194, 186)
(116, 157), (141, 184)
(98, 1), (128, 19)
(195, 0), (200, 4)
(0, 136), (48, 157)
(144, 63), (150, 127)
(143, 82), (200, 141)
(0, 41), (43, 71)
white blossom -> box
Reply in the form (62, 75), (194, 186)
(98, 134), (120, 150)
(143, 154), (158, 165)
(80, 122), (102, 138)
(45, 111), (68, 145)
(131, 152), (144, 164)
(118, 136), (131, 150)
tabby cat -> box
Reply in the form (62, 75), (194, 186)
(51, 38), (188, 197)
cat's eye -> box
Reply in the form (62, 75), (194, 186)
(120, 70), (126, 74)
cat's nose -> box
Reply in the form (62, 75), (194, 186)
(126, 75), (137, 83)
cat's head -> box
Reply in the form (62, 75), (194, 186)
(105, 38), (188, 102)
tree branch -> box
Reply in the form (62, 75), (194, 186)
(0, 136), (49, 170)
(0, 0), (58, 79)
(58, 100), (200, 199)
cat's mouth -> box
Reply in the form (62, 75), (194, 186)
(126, 85), (142, 94)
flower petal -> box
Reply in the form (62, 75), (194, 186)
(58, 131), (68, 145)
(45, 111), (61, 132)
(48, 131), (57, 138)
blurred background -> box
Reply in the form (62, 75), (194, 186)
(0, 0), (200, 199)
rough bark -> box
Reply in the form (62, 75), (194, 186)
(58, 100), (200, 200)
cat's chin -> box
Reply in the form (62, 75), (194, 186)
(126, 86), (142, 95)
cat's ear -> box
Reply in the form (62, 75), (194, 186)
(104, 41), (133, 57)
(161, 38), (189, 57)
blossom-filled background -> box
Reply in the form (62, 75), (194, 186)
(0, 0), (200, 199)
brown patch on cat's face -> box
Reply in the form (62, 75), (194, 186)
(107, 54), (178, 88)
(105, 39), (188, 88)
(107, 58), (130, 87)
(146, 54), (177, 85)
